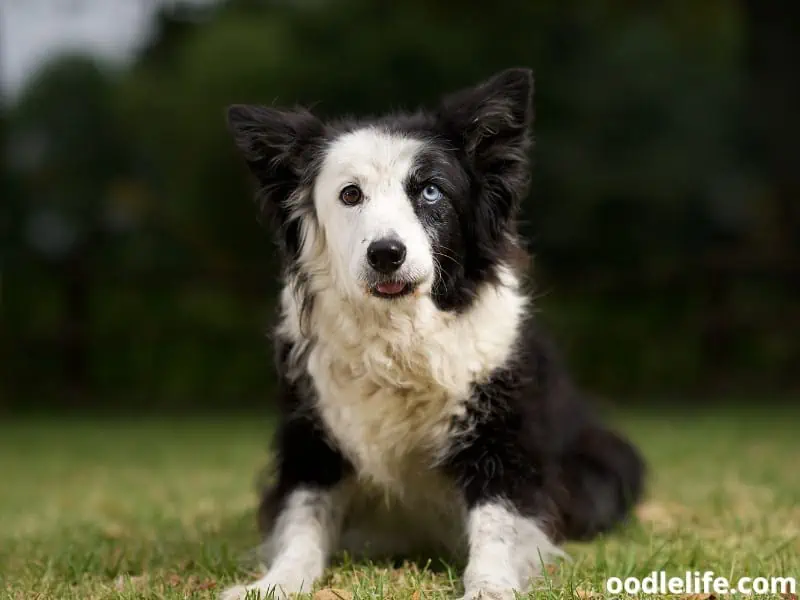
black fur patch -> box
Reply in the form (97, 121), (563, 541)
(442, 323), (645, 541)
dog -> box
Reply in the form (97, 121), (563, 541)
(222, 68), (645, 600)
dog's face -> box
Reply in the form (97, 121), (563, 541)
(312, 130), (438, 300)
(227, 68), (533, 312)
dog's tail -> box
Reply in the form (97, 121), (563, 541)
(557, 421), (645, 541)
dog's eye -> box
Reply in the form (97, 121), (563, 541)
(340, 184), (363, 206)
(421, 184), (443, 204)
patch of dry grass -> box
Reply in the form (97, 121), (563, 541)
(1, 407), (797, 599)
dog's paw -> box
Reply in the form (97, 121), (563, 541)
(220, 574), (311, 600)
(220, 583), (275, 600)
(458, 586), (518, 600)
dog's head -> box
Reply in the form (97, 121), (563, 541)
(227, 68), (533, 312)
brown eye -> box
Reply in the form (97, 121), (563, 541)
(339, 184), (363, 206)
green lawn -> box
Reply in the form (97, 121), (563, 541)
(1, 407), (798, 599)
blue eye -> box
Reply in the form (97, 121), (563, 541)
(421, 184), (443, 204)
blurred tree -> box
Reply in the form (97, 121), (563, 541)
(117, 8), (290, 288)
(745, 0), (800, 271)
(8, 55), (129, 402)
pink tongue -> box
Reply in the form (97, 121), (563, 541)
(376, 281), (406, 295)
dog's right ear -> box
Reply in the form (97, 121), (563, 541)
(226, 104), (325, 184)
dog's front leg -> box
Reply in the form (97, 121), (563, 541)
(459, 499), (563, 600)
(222, 486), (345, 600)
(444, 415), (564, 600)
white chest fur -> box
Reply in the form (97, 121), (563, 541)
(279, 269), (527, 491)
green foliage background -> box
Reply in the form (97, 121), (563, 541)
(2, 0), (798, 410)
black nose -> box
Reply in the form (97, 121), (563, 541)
(367, 238), (406, 273)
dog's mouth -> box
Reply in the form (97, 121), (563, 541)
(369, 280), (418, 299)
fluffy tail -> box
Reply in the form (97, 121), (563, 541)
(557, 423), (645, 541)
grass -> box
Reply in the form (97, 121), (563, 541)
(1, 407), (798, 599)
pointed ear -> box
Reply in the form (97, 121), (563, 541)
(438, 68), (533, 160)
(226, 104), (325, 183)
(438, 69), (534, 256)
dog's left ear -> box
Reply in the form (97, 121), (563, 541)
(438, 69), (533, 253)
(438, 67), (533, 163)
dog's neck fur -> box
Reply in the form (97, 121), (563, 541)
(280, 264), (527, 396)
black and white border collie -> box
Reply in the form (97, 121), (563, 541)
(223, 68), (645, 600)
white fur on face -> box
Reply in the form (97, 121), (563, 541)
(461, 501), (564, 600)
(312, 128), (435, 299)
